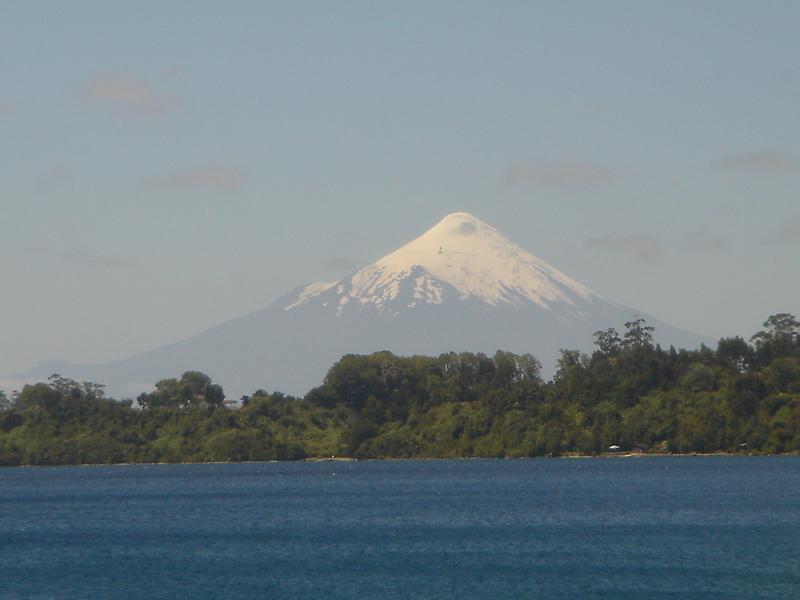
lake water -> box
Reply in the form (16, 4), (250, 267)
(1, 457), (799, 599)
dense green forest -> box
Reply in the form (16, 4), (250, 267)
(1, 314), (799, 466)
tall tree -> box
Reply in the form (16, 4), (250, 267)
(622, 317), (655, 350)
(751, 313), (799, 346)
(137, 371), (225, 410)
(593, 328), (622, 357)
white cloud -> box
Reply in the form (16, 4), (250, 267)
(503, 161), (615, 188)
(682, 229), (732, 253)
(80, 73), (179, 117)
(144, 166), (243, 192)
(37, 167), (74, 190)
(719, 151), (800, 175)
(25, 246), (133, 269)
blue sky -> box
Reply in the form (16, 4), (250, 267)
(1, 1), (798, 374)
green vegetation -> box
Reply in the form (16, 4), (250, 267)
(2, 314), (799, 465)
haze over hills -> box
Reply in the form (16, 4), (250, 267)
(14, 213), (708, 399)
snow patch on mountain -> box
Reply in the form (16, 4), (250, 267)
(284, 281), (337, 311)
(285, 212), (601, 315)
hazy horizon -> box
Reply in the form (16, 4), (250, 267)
(2, 2), (798, 379)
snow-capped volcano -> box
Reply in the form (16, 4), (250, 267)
(14, 212), (708, 399)
(287, 212), (599, 318)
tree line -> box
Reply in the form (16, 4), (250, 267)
(1, 314), (798, 465)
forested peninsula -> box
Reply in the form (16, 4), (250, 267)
(1, 314), (799, 466)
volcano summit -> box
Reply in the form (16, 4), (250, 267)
(21, 213), (706, 398)
(287, 212), (597, 317)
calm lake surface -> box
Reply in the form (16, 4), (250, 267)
(1, 457), (799, 599)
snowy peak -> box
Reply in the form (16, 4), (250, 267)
(286, 212), (602, 315)
(373, 212), (597, 307)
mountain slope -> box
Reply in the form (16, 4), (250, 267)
(16, 212), (708, 399)
(288, 212), (597, 316)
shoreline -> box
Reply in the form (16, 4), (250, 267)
(7, 451), (797, 469)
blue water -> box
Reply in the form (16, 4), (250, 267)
(1, 458), (799, 599)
